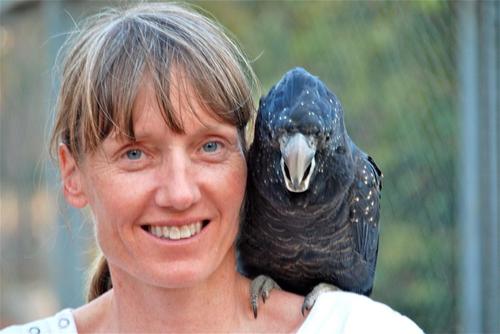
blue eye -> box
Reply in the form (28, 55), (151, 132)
(126, 149), (143, 160)
(202, 141), (220, 153)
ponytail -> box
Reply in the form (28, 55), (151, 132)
(86, 252), (112, 302)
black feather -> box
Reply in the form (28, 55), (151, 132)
(237, 67), (382, 296)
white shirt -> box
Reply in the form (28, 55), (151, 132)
(1, 309), (76, 334)
(1, 291), (422, 333)
(297, 291), (423, 333)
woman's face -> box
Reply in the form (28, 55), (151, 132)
(73, 80), (247, 288)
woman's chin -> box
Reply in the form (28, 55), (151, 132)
(142, 265), (212, 290)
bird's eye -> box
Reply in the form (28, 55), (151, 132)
(125, 149), (143, 160)
(202, 141), (220, 153)
(335, 146), (346, 154)
(325, 135), (331, 142)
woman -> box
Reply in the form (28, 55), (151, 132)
(2, 3), (421, 333)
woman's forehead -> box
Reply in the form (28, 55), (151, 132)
(130, 77), (234, 137)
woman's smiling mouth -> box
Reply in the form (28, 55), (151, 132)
(143, 220), (210, 240)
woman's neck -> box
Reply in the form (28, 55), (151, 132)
(75, 252), (254, 333)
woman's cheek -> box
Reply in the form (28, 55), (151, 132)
(88, 169), (152, 224)
(222, 157), (247, 203)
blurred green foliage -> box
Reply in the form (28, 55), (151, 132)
(196, 1), (457, 332)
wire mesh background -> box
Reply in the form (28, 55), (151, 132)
(1, 1), (495, 333)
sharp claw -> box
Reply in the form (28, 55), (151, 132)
(301, 303), (309, 317)
(251, 293), (259, 318)
(249, 275), (281, 319)
(301, 283), (339, 317)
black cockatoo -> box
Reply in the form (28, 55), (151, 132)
(237, 68), (382, 317)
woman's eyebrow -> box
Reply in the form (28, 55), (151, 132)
(128, 123), (237, 142)
(194, 123), (238, 139)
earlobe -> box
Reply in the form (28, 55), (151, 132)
(58, 143), (88, 208)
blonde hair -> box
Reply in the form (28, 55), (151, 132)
(50, 3), (257, 301)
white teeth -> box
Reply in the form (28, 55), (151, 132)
(170, 226), (180, 240)
(180, 226), (190, 238)
(148, 221), (205, 240)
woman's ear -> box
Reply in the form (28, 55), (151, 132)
(58, 143), (88, 208)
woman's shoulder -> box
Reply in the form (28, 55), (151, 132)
(0, 309), (77, 334)
(297, 291), (424, 334)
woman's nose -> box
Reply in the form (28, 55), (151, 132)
(154, 152), (201, 211)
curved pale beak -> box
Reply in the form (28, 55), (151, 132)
(280, 133), (316, 193)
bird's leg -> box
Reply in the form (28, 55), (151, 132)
(250, 274), (282, 318)
(302, 283), (340, 315)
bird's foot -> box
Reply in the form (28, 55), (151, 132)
(302, 283), (340, 316)
(250, 275), (281, 319)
